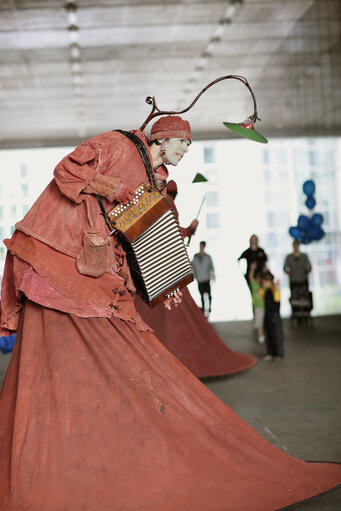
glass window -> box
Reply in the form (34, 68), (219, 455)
(319, 270), (334, 286)
(10, 206), (17, 219)
(21, 183), (29, 198)
(0, 207), (3, 220)
(0, 246), (5, 260)
(278, 170), (288, 184)
(0, 226), (4, 239)
(203, 147), (215, 164)
(263, 169), (272, 184)
(205, 191), (219, 207)
(266, 211), (288, 228)
(22, 204), (30, 215)
(10, 225), (15, 235)
(316, 150), (334, 167)
(203, 168), (218, 184)
(293, 149), (308, 167)
(308, 151), (316, 166)
(206, 212), (220, 229)
(20, 162), (28, 177)
(277, 149), (287, 165)
(262, 150), (270, 164)
(267, 232), (278, 249)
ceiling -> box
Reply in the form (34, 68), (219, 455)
(0, 0), (340, 148)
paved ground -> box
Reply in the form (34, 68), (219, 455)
(207, 315), (341, 510)
(1, 314), (340, 510)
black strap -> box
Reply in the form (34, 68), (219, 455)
(115, 129), (157, 188)
(95, 194), (113, 232)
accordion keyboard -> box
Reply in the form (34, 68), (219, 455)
(108, 184), (193, 306)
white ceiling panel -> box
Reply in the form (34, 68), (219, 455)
(0, 0), (340, 147)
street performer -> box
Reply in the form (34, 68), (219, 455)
(0, 116), (340, 510)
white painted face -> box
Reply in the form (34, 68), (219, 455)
(163, 138), (190, 166)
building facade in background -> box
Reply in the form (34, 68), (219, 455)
(176, 136), (341, 320)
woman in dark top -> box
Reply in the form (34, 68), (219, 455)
(238, 234), (268, 290)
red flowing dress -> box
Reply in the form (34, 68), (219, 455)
(1, 131), (340, 510)
(134, 194), (256, 377)
(135, 288), (257, 377)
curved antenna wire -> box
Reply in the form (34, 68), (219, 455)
(139, 74), (260, 131)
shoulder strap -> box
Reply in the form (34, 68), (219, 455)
(115, 129), (157, 188)
(95, 194), (113, 232)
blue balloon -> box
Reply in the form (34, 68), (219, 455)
(289, 226), (300, 238)
(303, 180), (315, 196)
(314, 227), (325, 241)
(308, 226), (325, 241)
(300, 235), (311, 245)
(0, 334), (16, 354)
(311, 213), (324, 226)
(297, 214), (311, 231)
(305, 196), (316, 209)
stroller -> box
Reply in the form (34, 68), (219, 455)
(289, 283), (313, 326)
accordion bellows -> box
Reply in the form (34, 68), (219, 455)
(108, 185), (193, 306)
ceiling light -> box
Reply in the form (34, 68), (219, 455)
(70, 43), (80, 59)
(223, 118), (268, 143)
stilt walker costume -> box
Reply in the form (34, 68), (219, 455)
(135, 180), (257, 378)
(1, 116), (341, 511)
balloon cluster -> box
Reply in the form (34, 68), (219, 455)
(288, 180), (325, 244)
(0, 334), (16, 354)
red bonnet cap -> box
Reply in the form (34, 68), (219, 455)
(150, 116), (192, 143)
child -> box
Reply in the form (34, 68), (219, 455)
(260, 270), (284, 360)
(248, 262), (265, 343)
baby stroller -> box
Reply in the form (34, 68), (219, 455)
(289, 283), (313, 326)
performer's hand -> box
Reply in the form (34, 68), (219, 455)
(189, 219), (199, 234)
(163, 290), (183, 310)
(116, 183), (135, 204)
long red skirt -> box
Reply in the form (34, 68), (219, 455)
(135, 287), (256, 377)
(0, 300), (340, 511)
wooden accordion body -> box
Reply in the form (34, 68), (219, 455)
(108, 184), (193, 307)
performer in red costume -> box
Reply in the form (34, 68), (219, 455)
(0, 116), (340, 510)
(135, 179), (257, 378)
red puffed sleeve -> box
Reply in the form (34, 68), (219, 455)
(54, 141), (99, 203)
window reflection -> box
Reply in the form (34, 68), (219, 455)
(203, 147), (215, 164)
(206, 213), (220, 229)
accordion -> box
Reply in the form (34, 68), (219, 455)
(108, 184), (193, 307)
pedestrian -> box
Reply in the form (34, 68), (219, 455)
(238, 234), (268, 291)
(191, 240), (215, 317)
(283, 239), (312, 292)
(248, 262), (265, 344)
(261, 270), (285, 361)
(284, 239), (312, 323)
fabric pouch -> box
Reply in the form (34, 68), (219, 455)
(76, 230), (110, 278)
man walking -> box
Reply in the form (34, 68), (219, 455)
(192, 241), (215, 317)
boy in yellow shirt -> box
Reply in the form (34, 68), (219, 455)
(259, 270), (284, 361)
(248, 262), (265, 343)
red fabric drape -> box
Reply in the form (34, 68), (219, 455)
(135, 287), (257, 377)
(0, 300), (340, 511)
